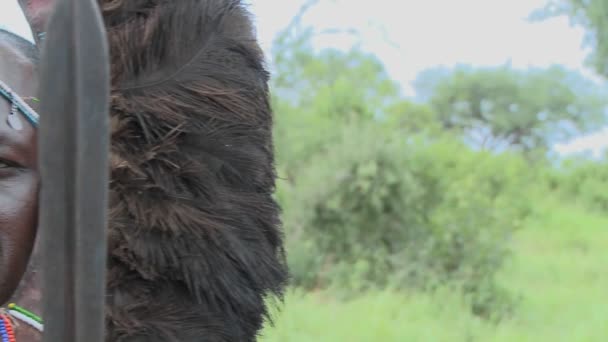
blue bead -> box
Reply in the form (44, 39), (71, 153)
(0, 322), (6, 342)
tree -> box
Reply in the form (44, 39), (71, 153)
(271, 20), (400, 120)
(530, 0), (608, 77)
(416, 65), (608, 152)
(269, 0), (406, 175)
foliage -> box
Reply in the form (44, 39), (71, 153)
(382, 100), (442, 135)
(416, 65), (608, 152)
(262, 204), (608, 341)
(548, 155), (608, 211)
(270, 5), (401, 117)
(270, 13), (405, 177)
(531, 0), (608, 78)
(267, 0), (608, 325)
(279, 123), (533, 318)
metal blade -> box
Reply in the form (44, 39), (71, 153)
(37, 0), (110, 340)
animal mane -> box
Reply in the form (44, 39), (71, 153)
(101, 1), (288, 340)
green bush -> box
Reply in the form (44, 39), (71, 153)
(548, 157), (608, 211)
(279, 124), (533, 318)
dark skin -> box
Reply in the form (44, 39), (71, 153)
(9, 2), (65, 340)
(0, 40), (41, 339)
(18, 0), (53, 45)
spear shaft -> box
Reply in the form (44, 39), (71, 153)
(38, 0), (110, 340)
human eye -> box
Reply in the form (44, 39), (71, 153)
(0, 159), (11, 168)
(0, 158), (23, 172)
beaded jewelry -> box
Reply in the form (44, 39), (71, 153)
(7, 101), (23, 131)
(0, 80), (39, 128)
(0, 314), (16, 342)
(6, 304), (43, 333)
(0, 303), (44, 341)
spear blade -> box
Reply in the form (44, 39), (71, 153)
(37, 0), (110, 340)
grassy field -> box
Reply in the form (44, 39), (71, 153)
(260, 202), (608, 341)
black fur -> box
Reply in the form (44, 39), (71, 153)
(101, 1), (288, 340)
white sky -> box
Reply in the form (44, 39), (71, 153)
(0, 0), (605, 156)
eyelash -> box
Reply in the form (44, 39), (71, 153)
(0, 158), (21, 170)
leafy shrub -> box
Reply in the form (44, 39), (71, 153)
(548, 157), (608, 211)
(279, 124), (533, 318)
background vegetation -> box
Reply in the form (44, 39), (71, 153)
(261, 1), (608, 340)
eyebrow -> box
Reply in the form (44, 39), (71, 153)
(0, 79), (39, 127)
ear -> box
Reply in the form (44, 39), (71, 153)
(17, 0), (55, 45)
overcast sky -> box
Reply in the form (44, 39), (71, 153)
(0, 0), (605, 156)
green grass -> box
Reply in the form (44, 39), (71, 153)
(260, 203), (608, 341)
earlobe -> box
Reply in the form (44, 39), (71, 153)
(16, 0), (36, 35)
(17, 0), (54, 46)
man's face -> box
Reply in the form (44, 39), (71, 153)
(0, 41), (39, 305)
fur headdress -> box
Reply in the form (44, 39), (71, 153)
(101, 1), (287, 340)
